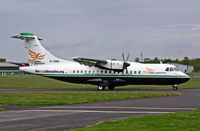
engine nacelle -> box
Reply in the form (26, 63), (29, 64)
(100, 60), (125, 70)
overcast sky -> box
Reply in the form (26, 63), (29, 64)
(1, 0), (200, 62)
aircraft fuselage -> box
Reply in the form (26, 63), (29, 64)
(20, 61), (190, 87)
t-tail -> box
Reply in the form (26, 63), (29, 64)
(12, 32), (65, 66)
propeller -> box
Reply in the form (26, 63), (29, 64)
(122, 52), (130, 74)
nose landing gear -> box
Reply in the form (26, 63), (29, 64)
(172, 84), (178, 90)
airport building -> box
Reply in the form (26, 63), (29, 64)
(0, 58), (23, 75)
(168, 63), (194, 73)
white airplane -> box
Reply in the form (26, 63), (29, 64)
(12, 32), (190, 91)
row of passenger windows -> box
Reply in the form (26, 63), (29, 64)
(165, 67), (179, 71)
(72, 70), (141, 74)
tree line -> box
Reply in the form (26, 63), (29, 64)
(134, 57), (200, 72)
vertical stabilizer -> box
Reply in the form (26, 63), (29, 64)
(12, 32), (64, 66)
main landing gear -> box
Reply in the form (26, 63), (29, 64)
(98, 84), (105, 91)
(172, 84), (178, 90)
(97, 84), (115, 91)
(108, 85), (115, 90)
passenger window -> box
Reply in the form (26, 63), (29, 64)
(73, 70), (75, 73)
(89, 70), (91, 73)
(138, 71), (141, 74)
(105, 71), (107, 74)
(81, 70), (83, 73)
(165, 68), (169, 71)
(134, 71), (136, 74)
(77, 70), (79, 73)
(170, 68), (174, 71)
(85, 70), (87, 73)
(130, 71), (132, 74)
(101, 70), (103, 73)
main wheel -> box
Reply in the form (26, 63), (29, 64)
(108, 85), (115, 90)
(98, 84), (105, 91)
(173, 84), (178, 90)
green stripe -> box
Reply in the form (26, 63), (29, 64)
(20, 32), (34, 36)
(39, 74), (189, 78)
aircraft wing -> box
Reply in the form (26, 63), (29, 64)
(73, 57), (107, 67)
(73, 57), (128, 71)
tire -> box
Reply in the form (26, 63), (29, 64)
(98, 84), (105, 91)
(108, 85), (115, 90)
(173, 84), (178, 90)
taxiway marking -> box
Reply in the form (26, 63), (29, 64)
(41, 106), (196, 110)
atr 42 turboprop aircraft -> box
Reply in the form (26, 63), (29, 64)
(12, 33), (190, 91)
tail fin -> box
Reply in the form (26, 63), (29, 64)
(12, 32), (63, 66)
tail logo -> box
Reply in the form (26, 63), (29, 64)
(27, 48), (45, 64)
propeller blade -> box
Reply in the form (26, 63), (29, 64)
(123, 62), (130, 74)
(124, 62), (130, 68)
(126, 53), (129, 62)
(122, 52), (125, 61)
(122, 52), (130, 74)
(126, 67), (128, 74)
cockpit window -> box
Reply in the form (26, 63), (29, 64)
(173, 67), (179, 71)
(166, 67), (180, 72)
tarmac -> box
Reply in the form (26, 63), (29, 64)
(0, 89), (200, 131)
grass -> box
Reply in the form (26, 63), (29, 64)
(69, 109), (200, 131)
(187, 72), (200, 76)
(0, 108), (6, 111)
(0, 74), (199, 90)
(0, 91), (180, 106)
(0, 74), (94, 89)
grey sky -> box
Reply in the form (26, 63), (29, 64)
(1, 0), (200, 62)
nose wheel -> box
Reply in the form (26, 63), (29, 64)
(173, 84), (178, 90)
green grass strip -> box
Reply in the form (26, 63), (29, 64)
(0, 91), (180, 106)
(69, 109), (200, 131)
(0, 108), (6, 111)
(0, 75), (89, 89)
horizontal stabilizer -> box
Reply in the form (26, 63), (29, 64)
(11, 32), (42, 40)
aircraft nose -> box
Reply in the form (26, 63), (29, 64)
(184, 73), (190, 79)
(184, 77), (190, 83)
(183, 73), (190, 82)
